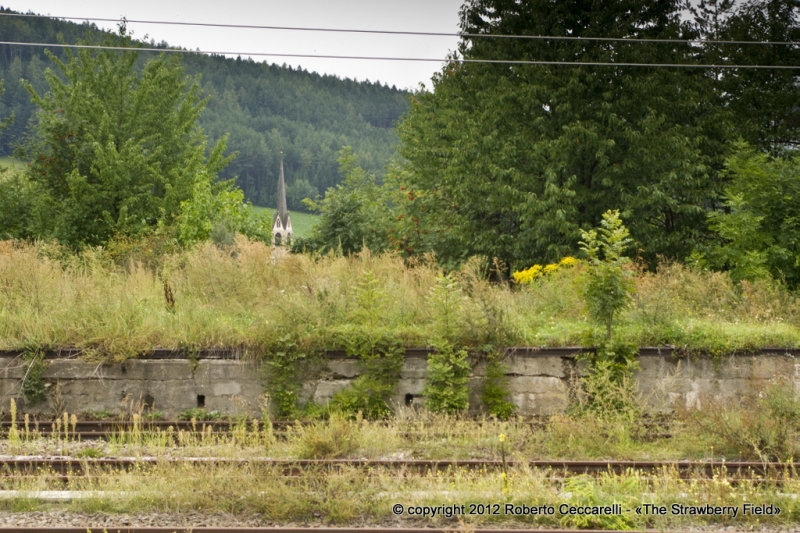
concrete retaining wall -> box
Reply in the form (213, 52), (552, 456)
(0, 349), (796, 417)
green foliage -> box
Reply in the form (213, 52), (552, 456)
(329, 271), (404, 419)
(176, 171), (272, 246)
(328, 375), (396, 420)
(396, 0), (730, 269)
(427, 273), (464, 343)
(21, 345), (47, 406)
(178, 408), (221, 421)
(693, 0), (800, 151)
(701, 143), (800, 287)
(424, 274), (472, 414)
(295, 148), (394, 255)
(480, 354), (515, 419)
(262, 336), (310, 419)
(574, 336), (641, 418)
(575, 212), (639, 416)
(579, 210), (635, 339)
(0, 171), (38, 240)
(424, 342), (471, 414)
(11, 28), (233, 248)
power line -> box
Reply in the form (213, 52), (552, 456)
(0, 11), (798, 47)
(1, 40), (797, 69)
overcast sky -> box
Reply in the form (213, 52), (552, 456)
(0, 0), (465, 90)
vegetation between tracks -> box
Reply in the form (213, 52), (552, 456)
(1, 381), (799, 528)
(0, 460), (798, 529)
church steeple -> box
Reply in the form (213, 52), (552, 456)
(272, 154), (293, 246)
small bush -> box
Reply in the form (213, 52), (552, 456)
(21, 346), (47, 406)
(178, 408), (221, 421)
(424, 342), (471, 414)
(681, 379), (800, 461)
(480, 353), (515, 419)
(293, 412), (360, 459)
(262, 336), (312, 419)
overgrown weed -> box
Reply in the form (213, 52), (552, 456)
(1, 240), (800, 358)
(678, 378), (800, 461)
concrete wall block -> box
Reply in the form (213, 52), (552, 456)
(511, 391), (569, 415)
(506, 356), (567, 377)
(749, 356), (795, 380)
(400, 358), (428, 379)
(312, 380), (352, 405)
(506, 376), (566, 395)
(636, 357), (681, 378)
(0, 352), (794, 417)
(328, 360), (361, 379)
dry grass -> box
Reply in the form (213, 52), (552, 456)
(0, 459), (797, 528)
(2, 395), (800, 527)
(1, 239), (800, 358)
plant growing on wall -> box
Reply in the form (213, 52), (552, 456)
(424, 273), (471, 414)
(21, 345), (47, 406)
(262, 335), (310, 418)
(577, 210), (640, 415)
(329, 270), (404, 419)
(480, 351), (516, 419)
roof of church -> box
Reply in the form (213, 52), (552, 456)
(274, 158), (290, 228)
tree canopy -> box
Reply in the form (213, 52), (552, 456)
(396, 0), (736, 270)
(390, 0), (799, 271)
(2, 28), (238, 247)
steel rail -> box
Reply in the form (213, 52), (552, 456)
(2, 524), (636, 533)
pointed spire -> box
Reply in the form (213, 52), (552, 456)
(275, 156), (289, 228)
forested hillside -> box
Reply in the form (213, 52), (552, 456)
(0, 7), (409, 210)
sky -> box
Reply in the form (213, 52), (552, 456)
(0, 0), (465, 90)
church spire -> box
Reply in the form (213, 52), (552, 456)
(276, 157), (289, 227)
(272, 153), (293, 246)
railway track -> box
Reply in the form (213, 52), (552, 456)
(0, 418), (673, 440)
(0, 456), (792, 478)
(2, 525), (640, 533)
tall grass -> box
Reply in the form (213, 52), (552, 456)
(1, 239), (800, 358)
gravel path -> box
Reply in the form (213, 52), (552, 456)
(1, 511), (800, 532)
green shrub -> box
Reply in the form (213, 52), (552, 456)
(293, 412), (360, 459)
(329, 330), (404, 419)
(328, 271), (405, 419)
(178, 408), (221, 421)
(573, 337), (641, 420)
(424, 342), (471, 414)
(480, 353), (515, 419)
(262, 335), (311, 419)
(579, 210), (634, 339)
(21, 346), (47, 406)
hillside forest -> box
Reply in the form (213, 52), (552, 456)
(0, 7), (408, 211)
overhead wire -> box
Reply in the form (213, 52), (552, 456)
(0, 11), (797, 47)
(0, 40), (797, 69)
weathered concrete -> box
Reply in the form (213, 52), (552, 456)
(0, 350), (796, 417)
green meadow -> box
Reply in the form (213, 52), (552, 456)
(249, 205), (318, 239)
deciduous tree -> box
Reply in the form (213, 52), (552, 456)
(17, 27), (233, 247)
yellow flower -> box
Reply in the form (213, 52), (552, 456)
(499, 433), (506, 443)
(559, 256), (579, 267)
(542, 263), (559, 275)
(512, 264), (543, 284)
